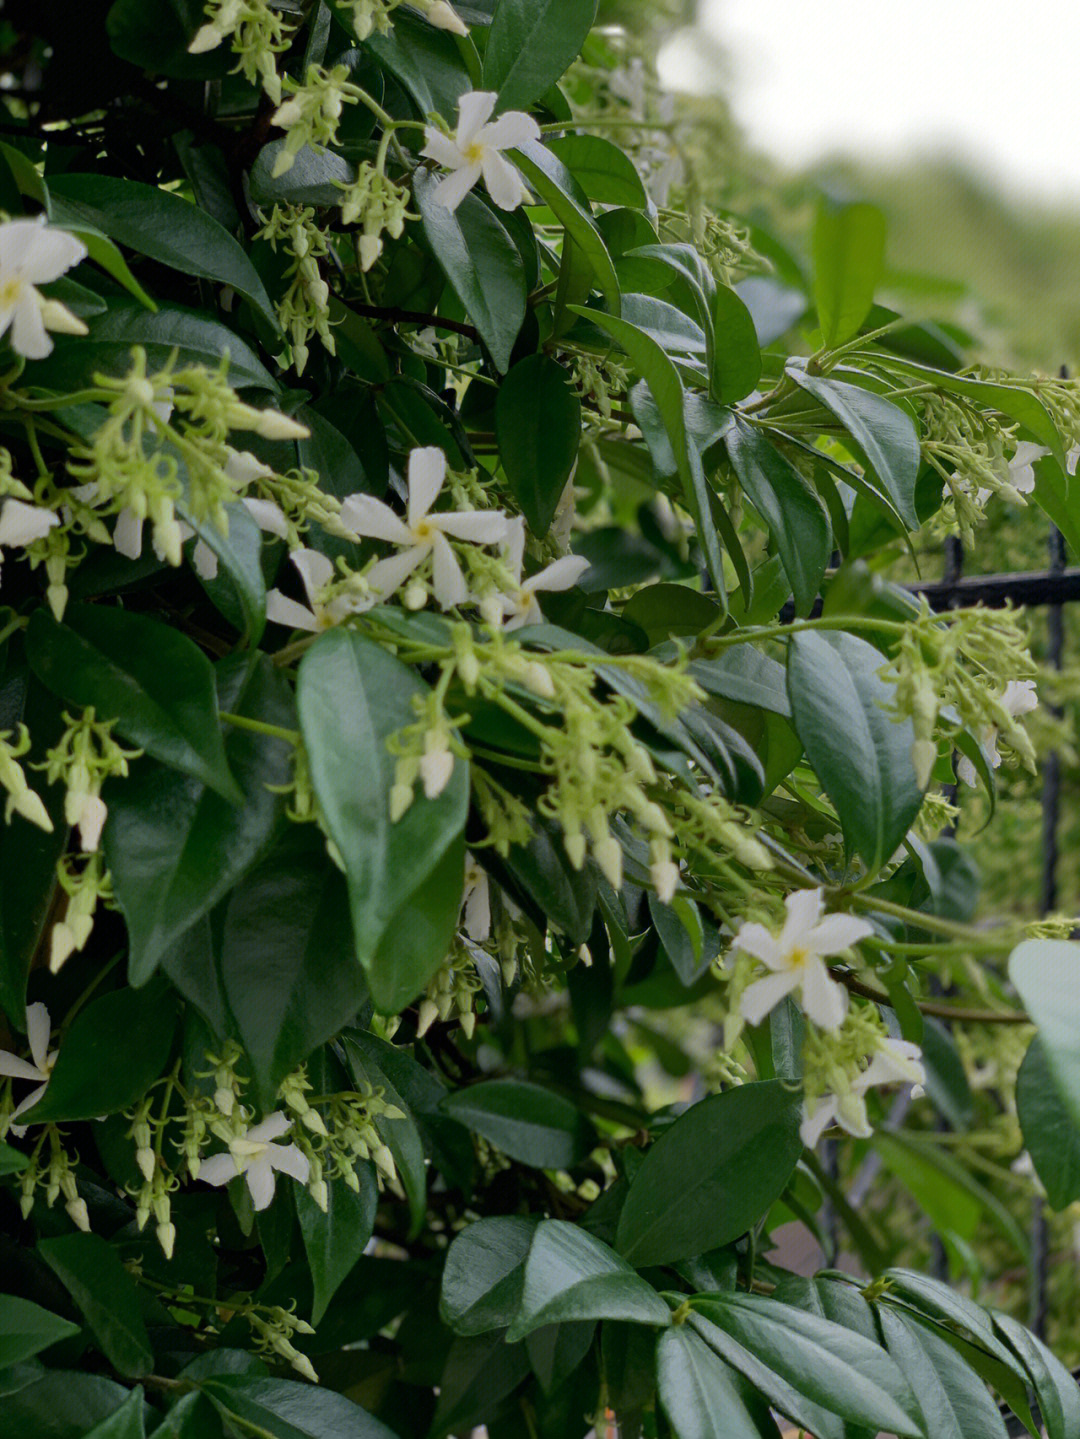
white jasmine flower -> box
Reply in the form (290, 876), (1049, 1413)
(732, 889), (871, 1031)
(490, 518), (590, 629)
(340, 447), (508, 610)
(420, 92), (540, 212)
(199, 1112), (310, 1211)
(1007, 441), (1047, 495)
(800, 1037), (926, 1148)
(956, 678), (1039, 787)
(0, 498), (59, 568)
(266, 547), (372, 632)
(0, 1003), (57, 1136)
(0, 219), (88, 359)
(462, 853), (491, 941)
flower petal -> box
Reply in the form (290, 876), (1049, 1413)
(524, 555), (590, 594)
(25, 1002), (51, 1073)
(242, 496), (290, 540)
(481, 150), (528, 211)
(798, 955), (848, 1031)
(224, 448), (274, 486)
(805, 913), (873, 957)
(248, 1112), (292, 1143)
(290, 547), (334, 604)
(432, 509), (508, 544)
(10, 1080), (48, 1124)
(739, 969), (799, 1026)
(407, 446), (448, 524)
(502, 516), (526, 580)
(455, 90), (497, 148)
(730, 921), (783, 971)
(0, 1052), (46, 1082)
(778, 887), (825, 950)
(420, 128), (468, 170)
(18, 224), (88, 284)
(431, 531), (468, 609)
(339, 493), (413, 545)
(431, 162), (483, 212)
(366, 546), (427, 602)
(265, 590), (319, 632)
(799, 1096), (839, 1148)
(11, 290), (51, 360)
(245, 1155), (277, 1210)
(197, 1152), (241, 1187)
(0, 499), (59, 548)
(268, 1142), (310, 1184)
(479, 110), (541, 151)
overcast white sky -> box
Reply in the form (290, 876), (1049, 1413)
(660, 0), (1080, 205)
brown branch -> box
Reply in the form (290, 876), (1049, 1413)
(841, 974), (1030, 1025)
(348, 302), (480, 343)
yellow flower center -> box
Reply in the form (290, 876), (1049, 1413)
(0, 275), (24, 308)
(413, 518), (435, 541)
(464, 140), (486, 165)
(787, 946), (809, 970)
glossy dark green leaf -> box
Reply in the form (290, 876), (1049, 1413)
(26, 604), (240, 802)
(55, 220), (157, 311)
(249, 144), (356, 209)
(656, 1327), (764, 1439)
(920, 1016), (975, 1132)
(49, 175), (277, 330)
(202, 1375), (399, 1437)
(441, 1080), (595, 1169)
(219, 825), (367, 1106)
(26, 978), (178, 1123)
(620, 293), (708, 354)
(82, 1388), (147, 1439)
(415, 172), (526, 374)
(690, 647), (791, 717)
(0, 1140), (29, 1174)
(483, 0), (598, 112)
(726, 419), (830, 616)
(649, 894), (709, 985)
(108, 655), (292, 985)
(1016, 1035), (1080, 1210)
(516, 144), (620, 313)
(812, 199), (887, 347)
(430, 1332), (531, 1439)
(547, 134), (647, 208)
(1010, 939), (1080, 1130)
(711, 285), (763, 403)
(296, 1169), (377, 1326)
(0, 1296), (80, 1369)
(788, 369), (921, 530)
(881, 1270), (1019, 1370)
(495, 354), (581, 536)
(692, 1292), (922, 1437)
(499, 816), (598, 945)
(788, 630), (923, 871)
(880, 1305), (1008, 1439)
(181, 499), (267, 646)
(993, 1310), (1080, 1439)
(297, 630), (468, 1013)
(440, 1216), (537, 1336)
(622, 583), (723, 645)
(106, 0), (231, 78)
(0, 1370), (136, 1439)
(575, 307), (724, 598)
(505, 1220), (671, 1341)
(39, 1233), (153, 1379)
(615, 1080), (803, 1266)
(366, 8), (472, 117)
(25, 302), (278, 393)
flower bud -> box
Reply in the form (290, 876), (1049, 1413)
(425, 1), (469, 35)
(66, 1198), (91, 1232)
(157, 1222), (176, 1259)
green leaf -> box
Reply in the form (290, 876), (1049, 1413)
(787, 630), (923, 871)
(812, 199), (887, 347)
(615, 1080), (803, 1267)
(1030, 455), (1080, 562)
(1010, 939), (1080, 1130)
(547, 134), (647, 209)
(505, 1220), (671, 1341)
(575, 307), (725, 598)
(107, 655), (292, 985)
(414, 172), (526, 374)
(440, 1079), (595, 1168)
(0, 1296), (80, 1369)
(499, 816), (598, 945)
(993, 1310), (1080, 1439)
(1016, 1035), (1080, 1210)
(623, 584), (723, 646)
(711, 285), (763, 404)
(440, 1216), (538, 1336)
(920, 1017), (975, 1132)
(880, 1305), (1008, 1439)
(788, 368), (921, 530)
(342, 1036), (427, 1239)
(0, 1140), (29, 1174)
(656, 1327), (764, 1439)
(219, 825), (367, 1106)
(249, 143), (356, 209)
(0, 1370), (136, 1439)
(106, 0), (232, 80)
(26, 604), (241, 802)
(881, 1269), (1019, 1371)
(181, 500), (267, 646)
(39, 1233), (154, 1379)
(690, 647), (791, 717)
(202, 1375), (399, 1438)
(296, 1169), (377, 1326)
(620, 293), (708, 354)
(82, 1388), (147, 1439)
(297, 630), (468, 1014)
(495, 354), (581, 535)
(867, 357), (1066, 467)
(49, 175), (278, 331)
(483, 0), (598, 112)
(692, 1293), (922, 1437)
(25, 302), (279, 393)
(25, 978), (178, 1123)
(515, 143), (620, 314)
(366, 8), (472, 116)
(725, 419), (830, 616)
(54, 224), (157, 311)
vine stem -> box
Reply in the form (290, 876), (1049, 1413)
(839, 972), (1029, 1024)
(219, 711), (300, 743)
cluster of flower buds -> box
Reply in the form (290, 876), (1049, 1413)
(37, 708), (140, 854)
(271, 65), (358, 177)
(338, 163), (413, 271)
(187, 0), (292, 102)
(0, 724), (52, 832)
(50, 852), (112, 973)
(17, 1136), (90, 1232)
(416, 939), (484, 1038)
(256, 205), (337, 375)
(247, 1305), (318, 1384)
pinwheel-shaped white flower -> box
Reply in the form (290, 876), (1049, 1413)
(0, 498), (59, 569)
(266, 547), (372, 632)
(461, 853), (491, 941)
(492, 518), (590, 629)
(420, 92), (540, 212)
(0, 219), (88, 360)
(800, 1037), (926, 1148)
(733, 889), (871, 1032)
(340, 447), (508, 610)
(1007, 441), (1046, 495)
(956, 678), (1038, 787)
(199, 1112), (310, 1211)
(0, 1003), (57, 1136)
